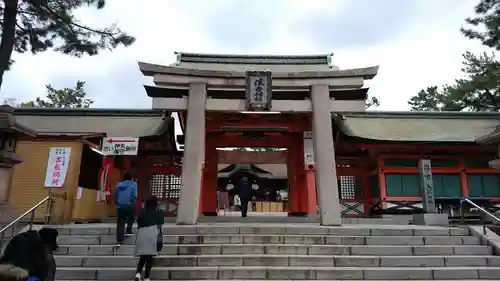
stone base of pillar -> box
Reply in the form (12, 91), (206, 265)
(412, 213), (449, 226)
(287, 212), (307, 217)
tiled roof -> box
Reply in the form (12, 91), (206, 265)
(336, 111), (500, 142)
(12, 108), (173, 138)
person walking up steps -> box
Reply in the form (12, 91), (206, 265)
(114, 172), (138, 247)
(134, 195), (164, 281)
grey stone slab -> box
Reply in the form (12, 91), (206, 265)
(54, 227), (71, 235)
(328, 228), (371, 236)
(424, 236), (463, 245)
(200, 235), (232, 244)
(218, 267), (267, 279)
(162, 227), (197, 235)
(243, 256), (288, 266)
(289, 256), (334, 267)
(308, 245), (349, 255)
(433, 268), (479, 279)
(70, 228), (110, 235)
(267, 268), (313, 280)
(413, 228), (451, 236)
(196, 226), (236, 234)
(453, 245), (493, 255)
(461, 236), (481, 245)
(239, 226), (286, 234)
(197, 256), (243, 266)
(445, 256), (487, 267)
(244, 235), (283, 244)
(370, 228), (414, 236)
(54, 247), (69, 255)
(168, 267), (219, 280)
(100, 235), (132, 245)
(334, 256), (379, 267)
(53, 256), (83, 267)
(284, 235), (325, 244)
(162, 235), (179, 244)
(159, 245), (178, 255)
(478, 268), (500, 279)
(365, 236), (423, 245)
(363, 268), (432, 280)
(266, 245), (308, 255)
(81, 257), (136, 267)
(413, 246), (454, 255)
(177, 235), (204, 244)
(221, 244), (264, 254)
(65, 246), (89, 256)
(488, 257), (500, 266)
(178, 244), (222, 255)
(285, 227), (328, 235)
(58, 236), (100, 245)
(55, 269), (96, 280)
(339, 236), (366, 245)
(380, 256), (444, 267)
(312, 268), (363, 280)
(350, 245), (412, 256)
(449, 227), (470, 236)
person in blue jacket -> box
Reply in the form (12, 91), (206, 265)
(114, 171), (138, 246)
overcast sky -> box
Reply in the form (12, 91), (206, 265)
(1, 0), (489, 134)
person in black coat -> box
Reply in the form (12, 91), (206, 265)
(0, 230), (50, 281)
(235, 176), (254, 217)
(38, 228), (59, 281)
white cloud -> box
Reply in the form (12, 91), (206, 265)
(0, 0), (490, 135)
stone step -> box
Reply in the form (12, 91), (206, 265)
(56, 244), (493, 256)
(54, 266), (500, 280)
(53, 255), (500, 268)
(51, 224), (470, 236)
(57, 234), (481, 246)
(52, 279), (500, 281)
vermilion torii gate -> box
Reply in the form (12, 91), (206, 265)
(139, 53), (378, 225)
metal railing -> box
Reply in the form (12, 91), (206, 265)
(0, 196), (52, 248)
(460, 197), (500, 235)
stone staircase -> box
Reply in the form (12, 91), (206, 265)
(52, 223), (500, 280)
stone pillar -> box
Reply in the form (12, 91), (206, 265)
(310, 84), (341, 225)
(176, 83), (207, 225)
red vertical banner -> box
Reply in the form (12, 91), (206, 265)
(100, 156), (115, 201)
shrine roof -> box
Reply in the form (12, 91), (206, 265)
(335, 111), (500, 143)
(171, 52), (337, 72)
(0, 105), (36, 137)
(12, 108), (174, 138)
(476, 125), (500, 144)
(139, 61), (378, 80)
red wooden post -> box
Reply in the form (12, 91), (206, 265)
(201, 135), (218, 215)
(101, 156), (115, 202)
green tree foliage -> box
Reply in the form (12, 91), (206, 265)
(408, 0), (500, 112)
(0, 0), (135, 92)
(15, 80), (93, 108)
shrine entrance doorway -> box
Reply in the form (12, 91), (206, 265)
(198, 112), (317, 217)
(216, 149), (289, 216)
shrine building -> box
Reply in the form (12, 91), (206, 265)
(3, 52), (500, 225)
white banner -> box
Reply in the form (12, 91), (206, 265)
(44, 147), (71, 188)
(303, 131), (314, 165)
